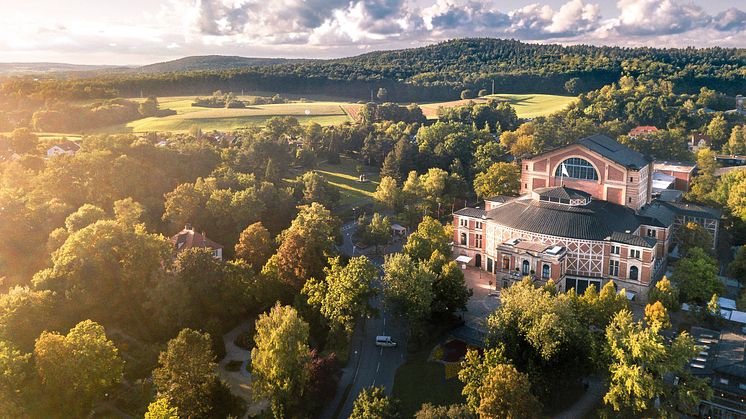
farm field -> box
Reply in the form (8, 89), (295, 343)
(419, 93), (576, 119)
(92, 98), (353, 133)
(77, 92), (573, 134)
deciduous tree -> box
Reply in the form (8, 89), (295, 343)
(34, 320), (124, 417)
(473, 162), (521, 199)
(478, 364), (541, 419)
(382, 253), (435, 324)
(235, 222), (274, 270)
(350, 386), (399, 419)
(303, 256), (378, 335)
(251, 303), (312, 418)
(671, 247), (723, 303)
(403, 216), (451, 261)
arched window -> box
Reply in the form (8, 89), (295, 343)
(522, 260), (530, 275)
(502, 256), (510, 271)
(555, 158), (599, 181)
(629, 266), (639, 281)
(542, 264), (550, 278)
(460, 233), (467, 245)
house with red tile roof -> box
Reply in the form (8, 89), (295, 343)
(170, 224), (224, 261)
(628, 126), (659, 138)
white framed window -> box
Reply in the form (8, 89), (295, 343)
(609, 260), (619, 277)
(475, 221), (483, 229)
(647, 229), (656, 238)
(542, 264), (550, 278)
(610, 245), (620, 255)
(460, 233), (467, 245)
(630, 249), (641, 259)
(555, 158), (598, 180)
(629, 266), (639, 280)
(459, 218), (468, 227)
(475, 234), (483, 248)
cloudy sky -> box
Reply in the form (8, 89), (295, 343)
(1, 0), (745, 65)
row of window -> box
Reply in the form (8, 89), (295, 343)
(459, 233), (482, 247)
(610, 245), (642, 259)
(458, 219), (483, 229)
(609, 260), (639, 280)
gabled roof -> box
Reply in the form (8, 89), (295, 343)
(577, 134), (651, 170)
(171, 226), (224, 251)
(534, 186), (590, 201)
(661, 201), (722, 220)
(50, 140), (80, 152)
(484, 195), (514, 204)
(606, 232), (656, 248)
(639, 200), (677, 227)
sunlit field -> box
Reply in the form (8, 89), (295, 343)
(89, 97), (353, 133)
(315, 157), (380, 207)
(419, 93), (576, 119)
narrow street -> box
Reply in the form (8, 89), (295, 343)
(322, 220), (407, 419)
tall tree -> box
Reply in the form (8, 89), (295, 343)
(262, 203), (339, 289)
(458, 347), (508, 413)
(671, 247), (723, 303)
(374, 177), (401, 212)
(303, 256), (378, 335)
(604, 309), (711, 415)
(251, 303), (312, 418)
(677, 221), (713, 256)
(0, 340), (29, 417)
(648, 276), (679, 311)
(144, 398), (179, 419)
(34, 320), (124, 417)
(382, 253), (435, 325)
(350, 386), (399, 419)
(478, 364), (542, 419)
(473, 162), (521, 199)
(403, 216), (451, 261)
(426, 251), (472, 316)
(152, 328), (238, 419)
(235, 222), (274, 270)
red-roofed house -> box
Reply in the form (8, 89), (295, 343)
(628, 126), (659, 138)
(170, 224), (224, 261)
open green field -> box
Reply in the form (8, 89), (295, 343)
(74, 92), (574, 134)
(419, 93), (576, 119)
(92, 98), (353, 133)
(315, 157), (380, 207)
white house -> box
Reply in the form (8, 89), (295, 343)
(46, 140), (81, 157)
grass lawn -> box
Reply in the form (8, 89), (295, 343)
(315, 157), (380, 207)
(392, 347), (466, 417)
(419, 93), (576, 119)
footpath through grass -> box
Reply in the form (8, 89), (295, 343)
(315, 157), (380, 207)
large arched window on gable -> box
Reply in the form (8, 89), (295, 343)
(555, 157), (599, 181)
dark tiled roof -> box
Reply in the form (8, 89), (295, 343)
(485, 197), (642, 241)
(639, 200), (678, 227)
(534, 186), (590, 200)
(661, 201), (722, 219)
(454, 207), (488, 218)
(606, 232), (657, 248)
(484, 195), (514, 204)
(578, 134), (651, 170)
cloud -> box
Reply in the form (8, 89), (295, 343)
(612, 0), (711, 36)
(0, 0), (745, 65)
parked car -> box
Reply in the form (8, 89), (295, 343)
(375, 335), (397, 348)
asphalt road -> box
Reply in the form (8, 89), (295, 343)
(322, 220), (407, 419)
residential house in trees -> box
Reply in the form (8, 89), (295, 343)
(46, 140), (80, 157)
(170, 224), (224, 261)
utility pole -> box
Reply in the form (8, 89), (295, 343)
(491, 79), (495, 95)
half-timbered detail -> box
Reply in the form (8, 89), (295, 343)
(454, 134), (722, 301)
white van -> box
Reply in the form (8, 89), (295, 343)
(375, 335), (397, 348)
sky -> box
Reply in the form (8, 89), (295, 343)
(0, 0), (745, 65)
